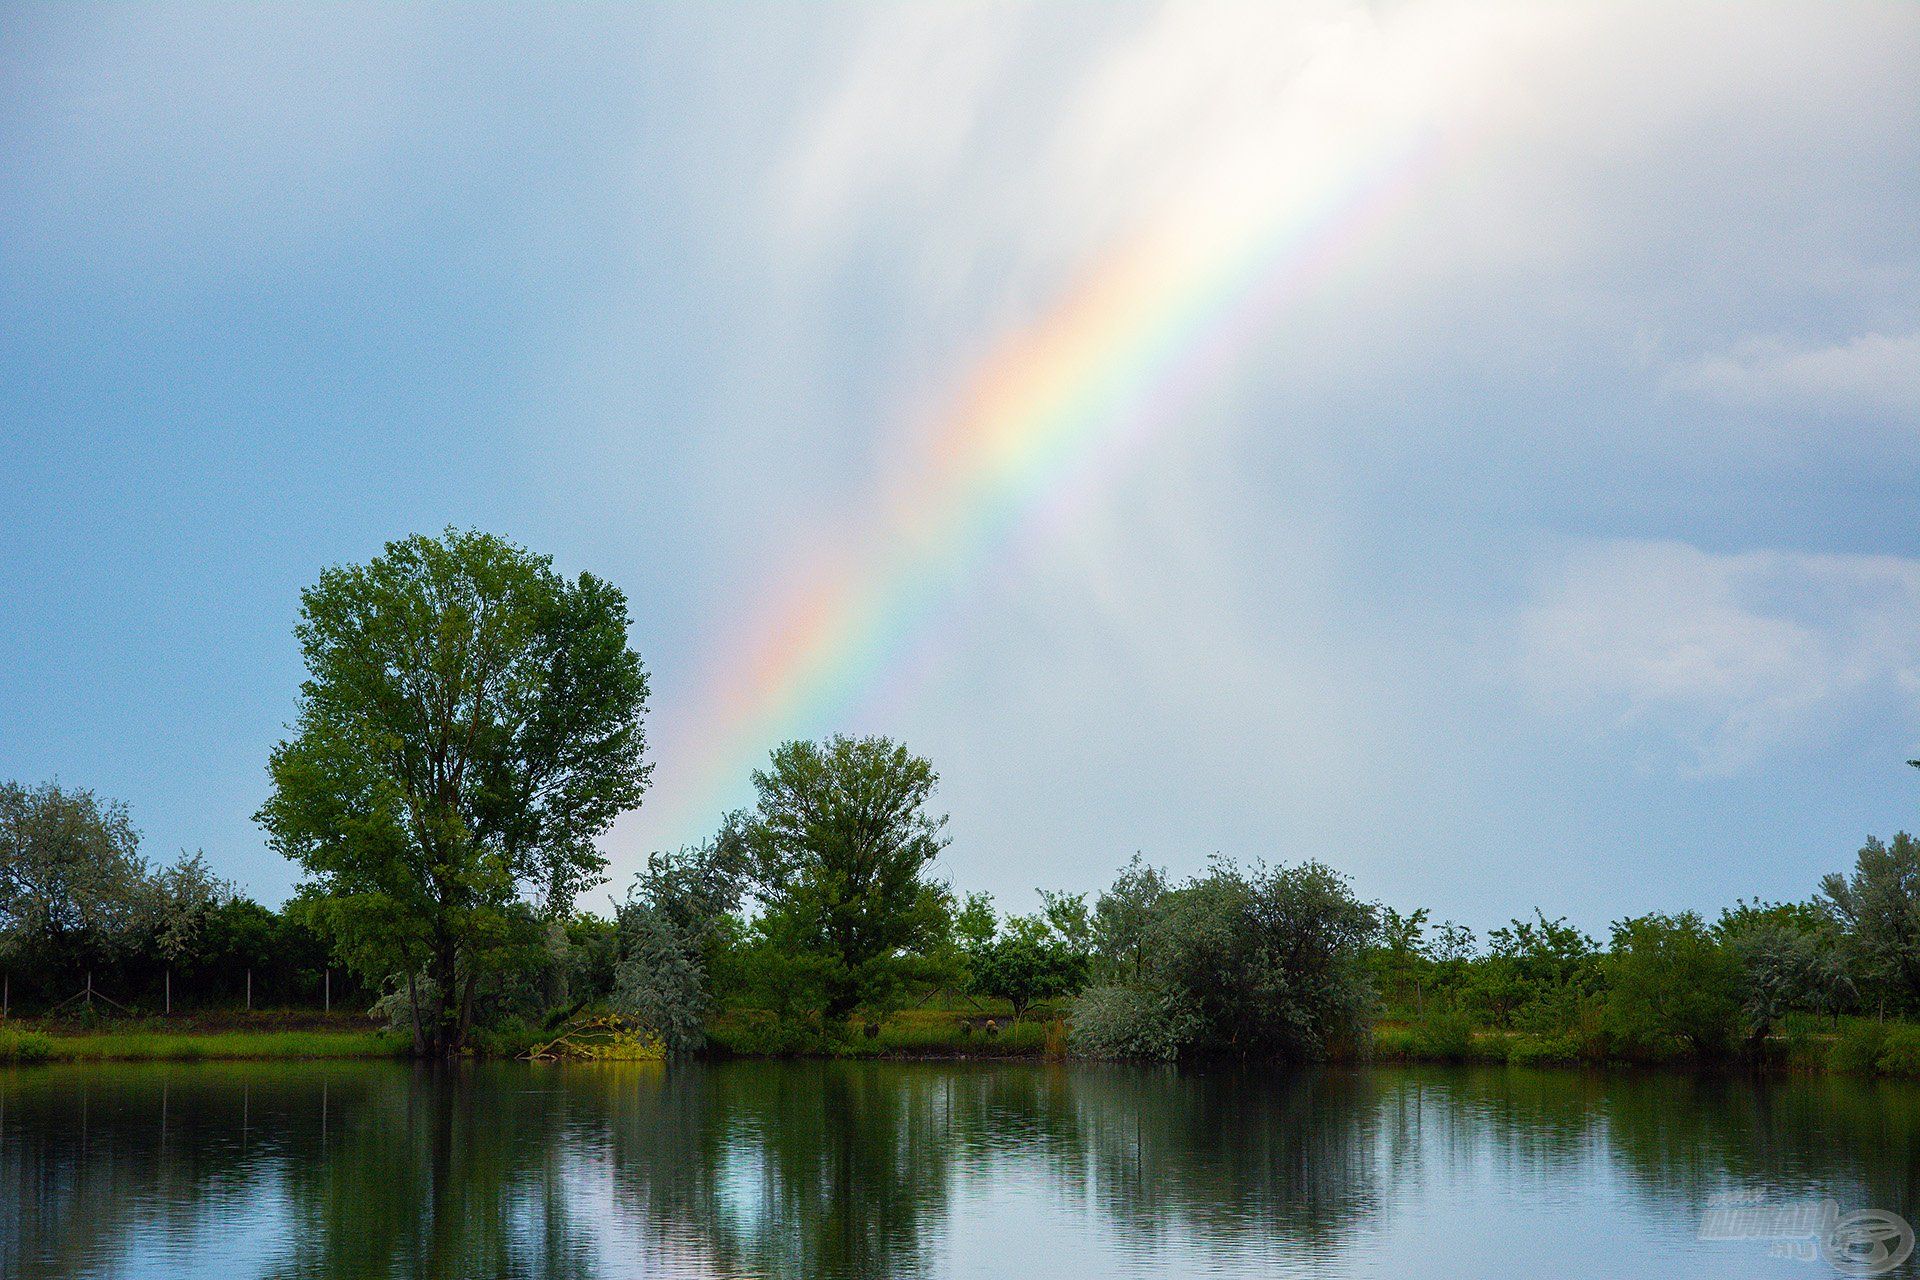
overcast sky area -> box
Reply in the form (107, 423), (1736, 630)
(4, 2), (1919, 932)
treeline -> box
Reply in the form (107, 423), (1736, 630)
(7, 528), (1920, 1069)
(12, 757), (1920, 1071)
(1361, 834), (1920, 1069)
(0, 780), (360, 1014)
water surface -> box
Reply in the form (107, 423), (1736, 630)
(4, 1060), (1915, 1278)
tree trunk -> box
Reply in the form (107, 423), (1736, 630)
(432, 944), (463, 1057)
(405, 970), (429, 1058)
(458, 969), (479, 1052)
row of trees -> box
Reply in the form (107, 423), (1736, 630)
(9, 750), (1920, 1064)
(1358, 833), (1920, 1062)
(8, 528), (1920, 1063)
(0, 780), (351, 1011)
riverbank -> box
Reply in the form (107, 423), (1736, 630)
(9, 1009), (1920, 1076)
(1371, 1012), (1920, 1077)
(705, 1008), (1066, 1060)
(0, 1017), (403, 1063)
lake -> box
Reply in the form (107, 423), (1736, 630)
(3, 1060), (1916, 1278)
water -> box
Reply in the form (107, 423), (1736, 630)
(3, 1060), (1916, 1278)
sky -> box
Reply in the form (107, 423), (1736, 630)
(3, 2), (1919, 934)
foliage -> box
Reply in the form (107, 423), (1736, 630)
(1072, 858), (1375, 1062)
(740, 735), (949, 1020)
(256, 529), (650, 1055)
(1819, 832), (1920, 1013)
(966, 916), (1086, 1019)
(1067, 982), (1194, 1061)
(0, 779), (148, 976)
(1370, 906), (1430, 1015)
(613, 824), (751, 1055)
(1601, 912), (1742, 1060)
(1410, 1007), (1476, 1061)
(1875, 1024), (1920, 1077)
(1465, 912), (1600, 1033)
(1503, 1033), (1584, 1066)
(1037, 890), (1094, 957)
(0, 1027), (54, 1063)
(141, 850), (238, 967)
(953, 892), (997, 955)
(1090, 854), (1167, 984)
(8, 1029), (400, 1061)
(1718, 902), (1851, 1041)
(1830, 1019), (1891, 1074)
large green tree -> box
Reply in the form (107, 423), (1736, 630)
(256, 529), (650, 1055)
(741, 735), (948, 1021)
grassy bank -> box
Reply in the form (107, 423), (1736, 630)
(707, 1008), (1067, 1060)
(1368, 1013), (1920, 1077)
(0, 1025), (403, 1063)
(11, 1007), (1920, 1075)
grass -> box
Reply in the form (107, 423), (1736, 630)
(1, 1027), (404, 1062)
(1369, 1012), (1920, 1076)
(706, 1007), (1065, 1060)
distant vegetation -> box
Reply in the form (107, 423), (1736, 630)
(7, 528), (1920, 1072)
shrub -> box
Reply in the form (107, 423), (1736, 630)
(1775, 1019), (1825, 1072)
(1369, 1024), (1418, 1061)
(1829, 1020), (1890, 1074)
(1411, 1008), (1476, 1062)
(707, 1012), (825, 1058)
(1505, 1033), (1580, 1066)
(1873, 1025), (1920, 1077)
(1602, 912), (1741, 1060)
(0, 1028), (54, 1063)
(1069, 983), (1192, 1061)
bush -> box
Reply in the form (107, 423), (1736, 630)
(1829, 1020), (1890, 1074)
(1775, 1019), (1825, 1072)
(1073, 859), (1375, 1062)
(0, 1028), (54, 1063)
(707, 1012), (828, 1058)
(1069, 983), (1192, 1061)
(1873, 1025), (1920, 1077)
(1411, 1008), (1476, 1062)
(1602, 912), (1741, 1060)
(1505, 1033), (1581, 1066)
(1369, 1024), (1418, 1061)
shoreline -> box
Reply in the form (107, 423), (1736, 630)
(6, 1018), (1920, 1078)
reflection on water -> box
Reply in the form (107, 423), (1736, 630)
(3, 1060), (1916, 1278)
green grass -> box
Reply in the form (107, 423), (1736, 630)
(4, 1028), (404, 1062)
(706, 1009), (1063, 1060)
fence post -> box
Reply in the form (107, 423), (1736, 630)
(325, 968), (331, 1015)
(246, 969), (252, 1012)
(86, 971), (94, 1008)
(165, 969), (172, 1016)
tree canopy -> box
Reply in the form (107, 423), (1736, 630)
(740, 735), (949, 1020)
(0, 779), (147, 978)
(256, 529), (650, 1055)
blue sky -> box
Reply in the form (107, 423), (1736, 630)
(3, 2), (1918, 933)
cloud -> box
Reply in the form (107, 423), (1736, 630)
(1519, 540), (1920, 773)
(1667, 333), (1920, 416)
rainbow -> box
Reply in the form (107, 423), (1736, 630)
(648, 121), (1443, 849)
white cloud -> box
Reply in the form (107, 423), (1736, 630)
(1668, 332), (1920, 416)
(1520, 540), (1920, 773)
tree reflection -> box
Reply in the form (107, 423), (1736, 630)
(4, 1061), (1919, 1280)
